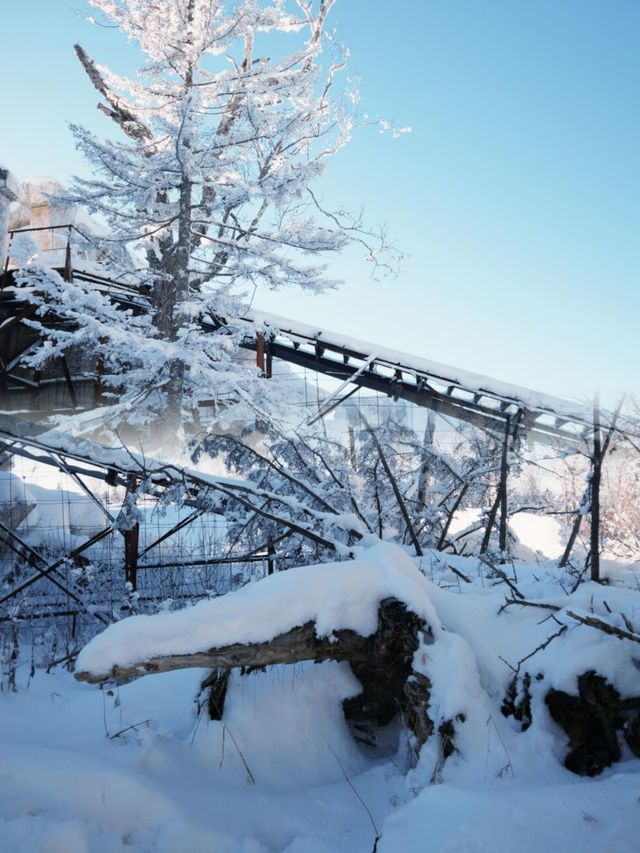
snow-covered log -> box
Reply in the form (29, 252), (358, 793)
(75, 544), (437, 732)
(76, 596), (426, 730)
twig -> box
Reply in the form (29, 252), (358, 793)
(102, 690), (109, 737)
(566, 611), (640, 645)
(207, 686), (255, 785)
(327, 743), (380, 851)
(486, 714), (515, 778)
(190, 700), (207, 745)
(447, 563), (471, 584)
(520, 625), (567, 670)
(498, 598), (561, 615)
(359, 412), (422, 556)
(110, 719), (150, 740)
(478, 556), (523, 600)
(502, 624), (568, 676)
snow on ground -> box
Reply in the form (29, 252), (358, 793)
(379, 774), (640, 853)
(1, 665), (401, 852)
(447, 508), (569, 561)
(509, 512), (567, 560)
(2, 544), (640, 851)
(0, 469), (105, 541)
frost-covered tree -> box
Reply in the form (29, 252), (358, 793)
(16, 0), (401, 448)
(192, 410), (498, 565)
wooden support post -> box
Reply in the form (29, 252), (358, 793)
(393, 369), (402, 401)
(63, 228), (73, 283)
(60, 357), (78, 409)
(267, 536), (275, 575)
(256, 333), (265, 376)
(498, 415), (511, 560)
(95, 353), (105, 405)
(31, 368), (41, 406)
(1, 254), (10, 289)
(590, 394), (602, 583)
(124, 474), (139, 591)
(0, 334), (8, 395)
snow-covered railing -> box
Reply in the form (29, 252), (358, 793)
(233, 308), (599, 446)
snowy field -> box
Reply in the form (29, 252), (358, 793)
(3, 664), (639, 853)
(2, 542), (640, 852)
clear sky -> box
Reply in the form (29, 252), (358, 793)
(1, 0), (638, 403)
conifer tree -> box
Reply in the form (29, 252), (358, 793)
(17, 0), (399, 448)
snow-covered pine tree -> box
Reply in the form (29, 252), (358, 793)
(15, 0), (399, 452)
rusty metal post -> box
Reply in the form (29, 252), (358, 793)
(63, 226), (73, 283)
(123, 475), (139, 591)
(265, 340), (272, 379)
(256, 332), (265, 376)
(498, 415), (511, 559)
(590, 394), (602, 582)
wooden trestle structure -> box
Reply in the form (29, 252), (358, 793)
(0, 224), (613, 447)
(0, 223), (634, 621)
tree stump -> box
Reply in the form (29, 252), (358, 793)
(546, 671), (640, 776)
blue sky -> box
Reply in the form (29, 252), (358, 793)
(1, 0), (638, 402)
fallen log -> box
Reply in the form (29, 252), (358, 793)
(76, 597), (430, 740)
(76, 618), (354, 683)
(546, 671), (640, 776)
(75, 543), (442, 747)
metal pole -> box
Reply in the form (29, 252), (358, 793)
(590, 394), (602, 582)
